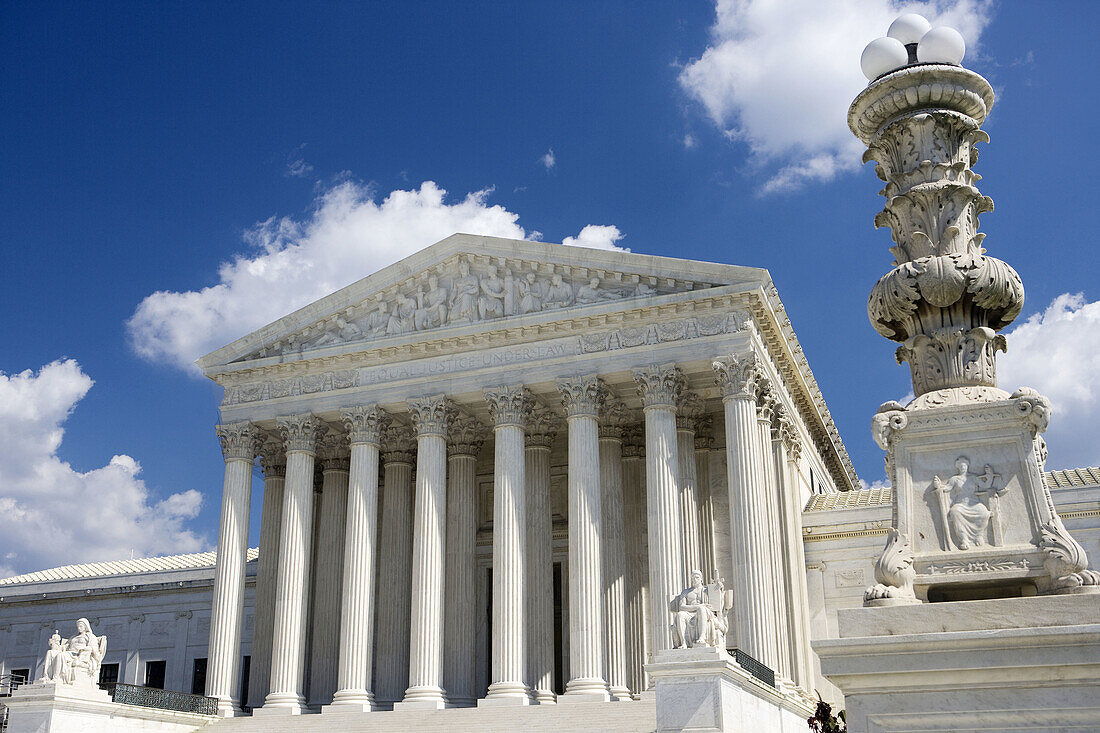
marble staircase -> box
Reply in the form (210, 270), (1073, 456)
(206, 699), (657, 733)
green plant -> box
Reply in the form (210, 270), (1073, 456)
(807, 694), (846, 733)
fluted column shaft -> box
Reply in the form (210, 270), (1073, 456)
(400, 396), (452, 709)
(208, 422), (259, 716)
(309, 454), (349, 708)
(557, 376), (609, 702)
(330, 406), (387, 711)
(634, 365), (685, 656)
(249, 447), (285, 708)
(676, 425), (702, 575)
(598, 427), (630, 701)
(621, 438), (648, 696)
(443, 433), (480, 707)
(374, 431), (415, 709)
(483, 386), (532, 705)
(775, 413), (816, 693)
(712, 356), (777, 670)
(695, 431), (717, 581)
(263, 414), (321, 714)
(525, 420), (556, 704)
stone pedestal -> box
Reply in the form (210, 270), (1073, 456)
(814, 594), (1100, 732)
(646, 648), (812, 733)
(4, 682), (213, 733)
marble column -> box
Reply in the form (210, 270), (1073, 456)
(309, 429), (350, 709)
(695, 421), (717, 580)
(398, 396), (454, 710)
(556, 375), (610, 702)
(525, 405), (558, 704)
(676, 392), (704, 577)
(208, 421), (260, 716)
(756, 383), (792, 684)
(249, 439), (285, 709)
(482, 386), (534, 706)
(621, 427), (648, 697)
(633, 364), (685, 656)
(262, 413), (322, 714)
(374, 425), (416, 709)
(443, 416), (487, 707)
(598, 396), (631, 702)
(329, 406), (389, 711)
(775, 408), (816, 693)
(712, 354), (777, 671)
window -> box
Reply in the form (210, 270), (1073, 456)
(191, 658), (207, 696)
(10, 669), (29, 685)
(144, 660), (166, 690)
(100, 663), (119, 688)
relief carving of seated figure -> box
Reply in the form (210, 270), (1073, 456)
(670, 570), (732, 649)
(449, 260), (481, 323)
(41, 618), (107, 687)
(576, 276), (615, 304)
(936, 456), (992, 550)
(543, 273), (574, 309)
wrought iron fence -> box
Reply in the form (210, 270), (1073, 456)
(0, 673), (27, 733)
(101, 683), (218, 716)
(729, 648), (776, 688)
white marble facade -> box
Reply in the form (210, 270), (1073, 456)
(195, 235), (855, 715)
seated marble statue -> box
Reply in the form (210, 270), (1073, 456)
(938, 456), (993, 550)
(41, 618), (107, 686)
(669, 570), (732, 649)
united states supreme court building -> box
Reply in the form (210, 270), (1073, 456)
(3, 17), (1100, 733)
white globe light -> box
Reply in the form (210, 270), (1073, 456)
(861, 36), (909, 80)
(887, 13), (931, 45)
(917, 26), (966, 65)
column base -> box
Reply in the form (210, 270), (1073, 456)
(609, 685), (634, 702)
(394, 685), (447, 710)
(479, 682), (532, 707)
(559, 678), (611, 703)
(323, 690), (376, 713)
(254, 692), (311, 716)
(532, 689), (557, 704)
(213, 696), (243, 717)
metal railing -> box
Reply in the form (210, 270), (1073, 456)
(101, 683), (218, 716)
(0, 673), (27, 733)
(729, 648), (776, 688)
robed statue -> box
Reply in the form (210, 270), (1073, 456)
(670, 570), (734, 648)
(41, 618), (107, 687)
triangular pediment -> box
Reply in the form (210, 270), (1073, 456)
(197, 234), (768, 371)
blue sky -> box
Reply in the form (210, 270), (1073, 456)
(1, 1), (1097, 575)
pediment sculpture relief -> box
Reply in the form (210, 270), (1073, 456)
(247, 256), (698, 360)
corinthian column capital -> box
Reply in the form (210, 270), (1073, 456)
(712, 353), (760, 400)
(776, 408), (803, 462)
(381, 424), (416, 465)
(258, 435), (287, 477)
(599, 394), (634, 441)
(216, 421), (261, 462)
(557, 375), (604, 418)
(633, 364), (684, 410)
(317, 426), (351, 471)
(484, 385), (534, 428)
(448, 416), (489, 457)
(407, 395), (455, 437)
(676, 391), (705, 432)
(526, 402), (559, 449)
(755, 381), (778, 423)
(341, 405), (390, 446)
(277, 413), (323, 453)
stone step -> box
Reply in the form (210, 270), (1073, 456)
(206, 700), (657, 733)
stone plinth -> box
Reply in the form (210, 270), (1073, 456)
(4, 682), (214, 733)
(814, 594), (1100, 732)
(645, 647), (811, 733)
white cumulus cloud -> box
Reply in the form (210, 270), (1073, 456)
(128, 180), (624, 372)
(0, 360), (207, 579)
(999, 293), (1100, 471)
(540, 148), (556, 170)
(679, 0), (993, 192)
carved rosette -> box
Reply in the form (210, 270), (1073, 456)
(557, 375), (605, 418)
(633, 364), (684, 410)
(341, 405), (389, 446)
(852, 63), (1024, 401)
(712, 353), (760, 401)
(406, 395), (455, 437)
(216, 421), (261, 462)
(258, 435), (287, 477)
(675, 392), (705, 433)
(380, 424), (416, 465)
(525, 402), (559, 449)
(276, 413), (323, 454)
(484, 385), (534, 428)
(448, 416), (489, 457)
